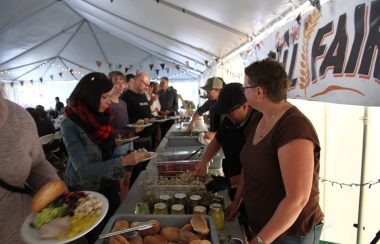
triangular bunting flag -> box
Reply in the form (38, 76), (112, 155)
(149, 64), (154, 70)
(205, 60), (209, 67)
(175, 64), (180, 70)
(125, 67), (129, 73)
(155, 69), (159, 75)
(59, 72), (62, 78)
(108, 63), (113, 69)
(165, 67), (170, 73)
(39, 77), (43, 82)
(20, 81), (24, 86)
(96, 60), (102, 67)
(185, 61), (189, 66)
(69, 69), (74, 75)
(30, 80), (33, 84)
(50, 75), (54, 80)
(160, 63), (165, 70)
(10, 82), (14, 88)
(118, 64), (122, 69)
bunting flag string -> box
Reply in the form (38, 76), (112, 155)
(320, 177), (380, 189)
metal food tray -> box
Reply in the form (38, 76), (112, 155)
(155, 159), (201, 176)
(96, 214), (220, 244)
(156, 149), (203, 162)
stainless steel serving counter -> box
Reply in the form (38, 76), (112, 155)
(110, 123), (245, 243)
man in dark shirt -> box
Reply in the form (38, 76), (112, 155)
(120, 71), (153, 187)
(194, 83), (255, 241)
(55, 97), (64, 116)
(158, 76), (178, 137)
(186, 77), (224, 139)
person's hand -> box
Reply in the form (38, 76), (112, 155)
(121, 151), (146, 166)
(135, 127), (144, 133)
(205, 176), (229, 193)
(204, 132), (216, 140)
(225, 200), (241, 221)
(193, 162), (208, 176)
(186, 123), (194, 135)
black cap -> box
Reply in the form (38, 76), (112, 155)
(212, 83), (247, 114)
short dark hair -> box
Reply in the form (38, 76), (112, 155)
(160, 76), (169, 82)
(244, 59), (289, 102)
(55, 97), (60, 100)
(69, 72), (113, 113)
(125, 73), (135, 83)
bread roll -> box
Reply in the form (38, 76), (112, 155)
(190, 214), (209, 235)
(109, 234), (131, 244)
(179, 230), (201, 243)
(180, 223), (193, 232)
(129, 235), (143, 244)
(143, 234), (167, 244)
(113, 220), (130, 231)
(160, 226), (180, 242)
(139, 219), (160, 236)
(31, 180), (67, 212)
(189, 240), (211, 244)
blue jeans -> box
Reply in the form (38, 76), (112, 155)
(272, 222), (324, 244)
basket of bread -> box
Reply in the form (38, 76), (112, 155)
(96, 213), (219, 244)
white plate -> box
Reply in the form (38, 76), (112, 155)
(20, 191), (109, 244)
(137, 152), (158, 163)
(168, 115), (180, 120)
(150, 118), (170, 123)
(126, 123), (152, 128)
(115, 136), (139, 143)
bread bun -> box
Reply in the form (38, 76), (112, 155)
(190, 214), (209, 235)
(180, 223), (193, 232)
(189, 240), (211, 244)
(160, 226), (180, 242)
(139, 219), (160, 236)
(31, 180), (67, 212)
(113, 220), (130, 231)
(143, 234), (167, 244)
(129, 235), (143, 244)
(179, 230), (200, 243)
(109, 235), (131, 244)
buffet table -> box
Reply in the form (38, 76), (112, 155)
(105, 123), (245, 243)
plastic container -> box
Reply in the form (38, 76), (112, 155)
(95, 214), (220, 244)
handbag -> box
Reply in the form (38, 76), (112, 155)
(0, 178), (32, 194)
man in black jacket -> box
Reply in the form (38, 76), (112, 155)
(158, 76), (178, 137)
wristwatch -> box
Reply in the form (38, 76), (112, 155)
(256, 235), (265, 244)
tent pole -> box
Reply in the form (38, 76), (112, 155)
(356, 106), (368, 243)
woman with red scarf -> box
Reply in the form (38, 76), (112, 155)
(60, 72), (146, 242)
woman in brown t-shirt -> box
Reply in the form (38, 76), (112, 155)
(226, 59), (324, 244)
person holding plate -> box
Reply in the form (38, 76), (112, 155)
(0, 88), (60, 243)
(60, 72), (147, 243)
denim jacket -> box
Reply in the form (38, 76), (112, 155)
(60, 117), (124, 191)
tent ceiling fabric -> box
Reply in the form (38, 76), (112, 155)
(0, 0), (306, 82)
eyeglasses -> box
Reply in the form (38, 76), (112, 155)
(243, 84), (258, 90)
(137, 78), (149, 87)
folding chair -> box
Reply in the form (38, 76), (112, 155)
(49, 131), (63, 160)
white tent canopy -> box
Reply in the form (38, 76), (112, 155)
(0, 0), (306, 83)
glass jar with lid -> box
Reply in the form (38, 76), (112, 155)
(153, 202), (168, 214)
(174, 193), (187, 211)
(193, 205), (207, 215)
(134, 202), (150, 214)
(189, 194), (202, 213)
(209, 203), (224, 230)
(159, 194), (172, 209)
(171, 204), (185, 214)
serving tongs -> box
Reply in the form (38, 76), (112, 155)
(98, 222), (154, 240)
(185, 147), (204, 160)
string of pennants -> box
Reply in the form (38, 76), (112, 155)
(3, 61), (185, 87)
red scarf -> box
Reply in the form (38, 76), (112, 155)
(65, 101), (115, 160)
